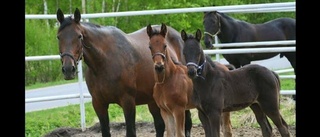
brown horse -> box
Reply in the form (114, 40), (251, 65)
(181, 29), (291, 137)
(56, 8), (192, 137)
(146, 23), (195, 137)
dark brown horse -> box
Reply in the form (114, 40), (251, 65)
(203, 11), (296, 100)
(56, 8), (192, 137)
(146, 23), (195, 137)
(181, 29), (291, 137)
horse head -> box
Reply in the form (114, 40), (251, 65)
(203, 11), (220, 49)
(147, 23), (168, 74)
(181, 29), (205, 79)
(56, 8), (84, 80)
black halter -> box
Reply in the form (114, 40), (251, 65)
(204, 13), (221, 38)
(186, 60), (206, 79)
(60, 36), (86, 66)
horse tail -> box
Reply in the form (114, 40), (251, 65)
(271, 71), (281, 92)
(271, 70), (282, 107)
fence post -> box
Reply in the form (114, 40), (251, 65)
(77, 61), (86, 131)
(214, 35), (220, 62)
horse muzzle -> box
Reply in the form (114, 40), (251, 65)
(187, 66), (197, 79)
(61, 58), (77, 80)
(154, 64), (165, 73)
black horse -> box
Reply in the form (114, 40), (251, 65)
(203, 10), (296, 100)
(181, 29), (291, 137)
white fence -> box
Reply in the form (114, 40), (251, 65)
(25, 2), (296, 131)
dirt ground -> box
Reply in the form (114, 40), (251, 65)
(44, 122), (296, 137)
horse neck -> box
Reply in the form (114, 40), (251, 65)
(81, 24), (127, 73)
(200, 54), (225, 79)
(218, 14), (239, 43)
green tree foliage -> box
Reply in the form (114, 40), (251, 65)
(25, 0), (295, 86)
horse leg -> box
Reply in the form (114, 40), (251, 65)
(185, 110), (192, 137)
(249, 103), (274, 137)
(148, 102), (165, 137)
(173, 107), (187, 137)
(197, 108), (212, 137)
(259, 101), (291, 137)
(160, 109), (175, 137)
(221, 112), (232, 137)
(207, 109), (222, 137)
(121, 96), (137, 137)
(92, 99), (111, 137)
(283, 52), (296, 101)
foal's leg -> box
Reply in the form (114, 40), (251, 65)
(148, 102), (165, 137)
(249, 103), (273, 137)
(92, 100), (111, 137)
(185, 110), (192, 137)
(259, 102), (291, 137)
(173, 107), (187, 137)
(161, 109), (175, 137)
(221, 112), (232, 137)
(197, 109), (212, 137)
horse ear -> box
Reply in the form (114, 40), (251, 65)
(56, 8), (64, 23)
(160, 23), (167, 37)
(74, 8), (81, 23)
(195, 29), (202, 42)
(146, 24), (153, 38)
(181, 30), (187, 42)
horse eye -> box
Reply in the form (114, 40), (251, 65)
(149, 45), (151, 49)
(56, 36), (60, 40)
(164, 45), (167, 49)
(78, 34), (83, 39)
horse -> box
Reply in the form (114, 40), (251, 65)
(181, 29), (291, 137)
(203, 11), (296, 100)
(56, 8), (193, 137)
(146, 23), (195, 137)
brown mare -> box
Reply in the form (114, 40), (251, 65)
(56, 8), (192, 137)
(146, 23), (195, 137)
(147, 23), (235, 137)
(181, 29), (291, 137)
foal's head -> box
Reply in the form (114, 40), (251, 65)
(56, 8), (84, 80)
(203, 11), (220, 49)
(181, 29), (206, 79)
(146, 23), (168, 73)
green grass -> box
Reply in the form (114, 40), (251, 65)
(25, 74), (295, 137)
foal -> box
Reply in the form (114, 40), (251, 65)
(181, 29), (291, 137)
(146, 23), (195, 137)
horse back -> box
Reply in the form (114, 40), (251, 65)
(255, 17), (295, 41)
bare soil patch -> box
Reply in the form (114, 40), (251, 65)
(44, 122), (296, 137)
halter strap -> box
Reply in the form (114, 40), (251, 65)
(186, 60), (206, 79)
(152, 49), (167, 84)
(60, 35), (86, 66)
(204, 13), (221, 38)
(152, 52), (166, 59)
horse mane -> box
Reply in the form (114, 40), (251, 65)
(58, 16), (103, 32)
(171, 57), (183, 65)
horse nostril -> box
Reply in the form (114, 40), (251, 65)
(62, 67), (66, 73)
(72, 66), (76, 73)
(155, 64), (164, 73)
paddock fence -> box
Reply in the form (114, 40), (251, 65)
(25, 2), (296, 131)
